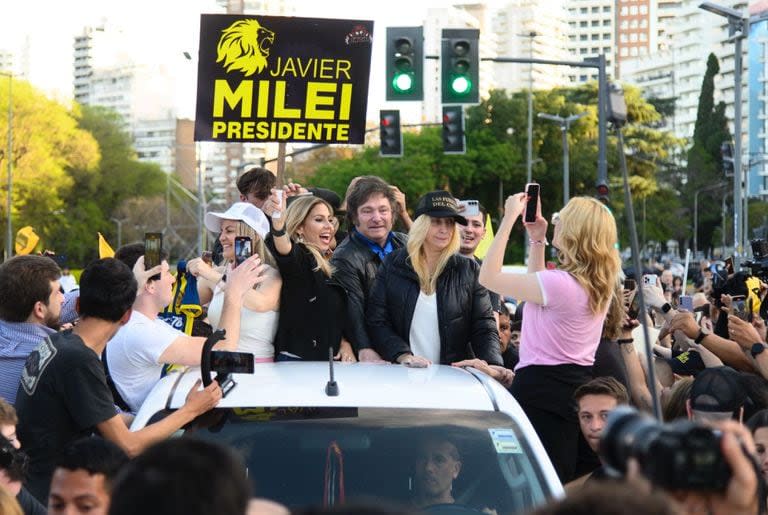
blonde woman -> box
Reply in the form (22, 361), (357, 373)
(366, 191), (502, 369)
(188, 202), (282, 361)
(262, 193), (356, 362)
(479, 192), (621, 483)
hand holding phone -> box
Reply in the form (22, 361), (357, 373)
(524, 183), (540, 224)
(642, 274), (658, 287)
(458, 200), (480, 217)
(679, 295), (693, 312)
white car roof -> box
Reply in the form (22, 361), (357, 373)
(131, 362), (564, 497)
(136, 363), (495, 419)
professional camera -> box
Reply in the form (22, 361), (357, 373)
(599, 406), (730, 491)
(743, 239), (768, 281)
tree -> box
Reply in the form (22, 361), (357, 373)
(686, 53), (732, 254)
(307, 84), (681, 263)
(0, 78), (100, 258)
(50, 105), (166, 264)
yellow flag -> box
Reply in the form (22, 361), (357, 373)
(15, 226), (39, 255)
(98, 232), (115, 258)
(474, 214), (494, 260)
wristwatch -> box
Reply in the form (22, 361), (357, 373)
(751, 343), (767, 358)
(660, 302), (672, 314)
(694, 328), (710, 344)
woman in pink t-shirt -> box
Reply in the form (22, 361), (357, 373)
(479, 192), (621, 483)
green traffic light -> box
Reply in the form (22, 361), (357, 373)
(392, 72), (414, 93)
(450, 75), (471, 95)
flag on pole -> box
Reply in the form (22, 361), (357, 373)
(98, 233), (115, 258)
(474, 214), (494, 260)
(15, 226), (40, 255)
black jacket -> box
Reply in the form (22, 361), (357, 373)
(366, 248), (502, 365)
(330, 230), (408, 351)
(266, 235), (348, 360)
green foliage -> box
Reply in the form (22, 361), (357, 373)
(308, 83), (681, 263)
(686, 53), (732, 253)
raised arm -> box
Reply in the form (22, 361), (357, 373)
(478, 193), (543, 305)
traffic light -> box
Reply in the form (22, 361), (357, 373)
(386, 27), (423, 101)
(441, 28), (479, 104)
(380, 110), (402, 157)
(442, 105), (465, 154)
(596, 181), (610, 204)
(721, 141), (735, 176)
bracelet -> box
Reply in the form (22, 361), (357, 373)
(270, 227), (286, 237)
(529, 238), (548, 246)
(617, 338), (634, 345)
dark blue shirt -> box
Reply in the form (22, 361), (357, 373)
(354, 228), (395, 261)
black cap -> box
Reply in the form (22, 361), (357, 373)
(413, 190), (467, 225)
(689, 366), (747, 413)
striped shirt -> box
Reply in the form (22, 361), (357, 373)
(0, 321), (55, 405)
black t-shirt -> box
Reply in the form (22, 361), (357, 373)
(15, 330), (117, 502)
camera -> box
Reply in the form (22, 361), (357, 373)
(600, 406), (731, 491)
(743, 239), (768, 281)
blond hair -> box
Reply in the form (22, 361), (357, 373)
(555, 197), (621, 315)
(0, 488), (22, 515)
(406, 215), (460, 294)
(235, 221), (276, 268)
(284, 196), (334, 278)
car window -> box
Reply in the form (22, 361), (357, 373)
(158, 407), (551, 514)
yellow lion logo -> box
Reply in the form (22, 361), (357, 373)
(216, 19), (275, 77)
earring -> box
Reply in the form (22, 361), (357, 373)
(297, 234), (304, 243)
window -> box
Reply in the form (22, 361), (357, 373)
(580, 74), (588, 81)
(592, 6), (599, 12)
(603, 19), (611, 26)
(629, 5), (638, 15)
(640, 4), (648, 14)
(603, 5), (611, 12)
(581, 7), (588, 13)
(592, 20), (600, 26)
(580, 20), (588, 27)
(591, 47), (599, 53)
(620, 33), (628, 42)
(640, 19), (648, 28)
(580, 48), (588, 54)
(603, 46), (611, 52)
(592, 33), (599, 40)
(580, 34), (588, 41)
(603, 33), (611, 39)
(620, 6), (628, 15)
(630, 19), (638, 28)
(630, 33), (638, 42)
(639, 32), (647, 42)
(621, 47), (628, 56)
(630, 46), (638, 56)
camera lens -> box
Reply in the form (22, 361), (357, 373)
(598, 406), (661, 476)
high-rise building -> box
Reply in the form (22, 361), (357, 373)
(622, 0), (748, 144)
(748, 2), (768, 198)
(493, 0), (569, 90)
(566, 0), (616, 82)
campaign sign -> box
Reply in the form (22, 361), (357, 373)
(195, 15), (374, 144)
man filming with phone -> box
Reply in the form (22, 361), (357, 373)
(105, 243), (265, 413)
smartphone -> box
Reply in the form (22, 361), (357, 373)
(627, 291), (640, 320)
(732, 299), (748, 321)
(642, 274), (657, 286)
(679, 295), (693, 312)
(623, 278), (636, 292)
(524, 183), (540, 224)
(234, 236), (252, 268)
(725, 256), (734, 275)
(144, 232), (162, 280)
(458, 200), (480, 217)
(210, 351), (255, 374)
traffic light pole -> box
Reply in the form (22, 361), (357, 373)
(481, 55), (608, 194)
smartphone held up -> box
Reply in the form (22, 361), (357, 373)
(524, 183), (540, 224)
(144, 232), (162, 280)
(234, 236), (252, 268)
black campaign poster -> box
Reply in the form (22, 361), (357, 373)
(194, 15), (374, 144)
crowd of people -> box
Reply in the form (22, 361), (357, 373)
(0, 165), (766, 514)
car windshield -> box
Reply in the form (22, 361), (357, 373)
(158, 407), (551, 514)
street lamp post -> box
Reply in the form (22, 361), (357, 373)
(537, 112), (588, 204)
(1, 72), (11, 262)
(699, 1), (749, 264)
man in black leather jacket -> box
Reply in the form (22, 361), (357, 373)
(331, 176), (408, 362)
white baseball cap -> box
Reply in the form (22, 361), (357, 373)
(205, 202), (270, 238)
